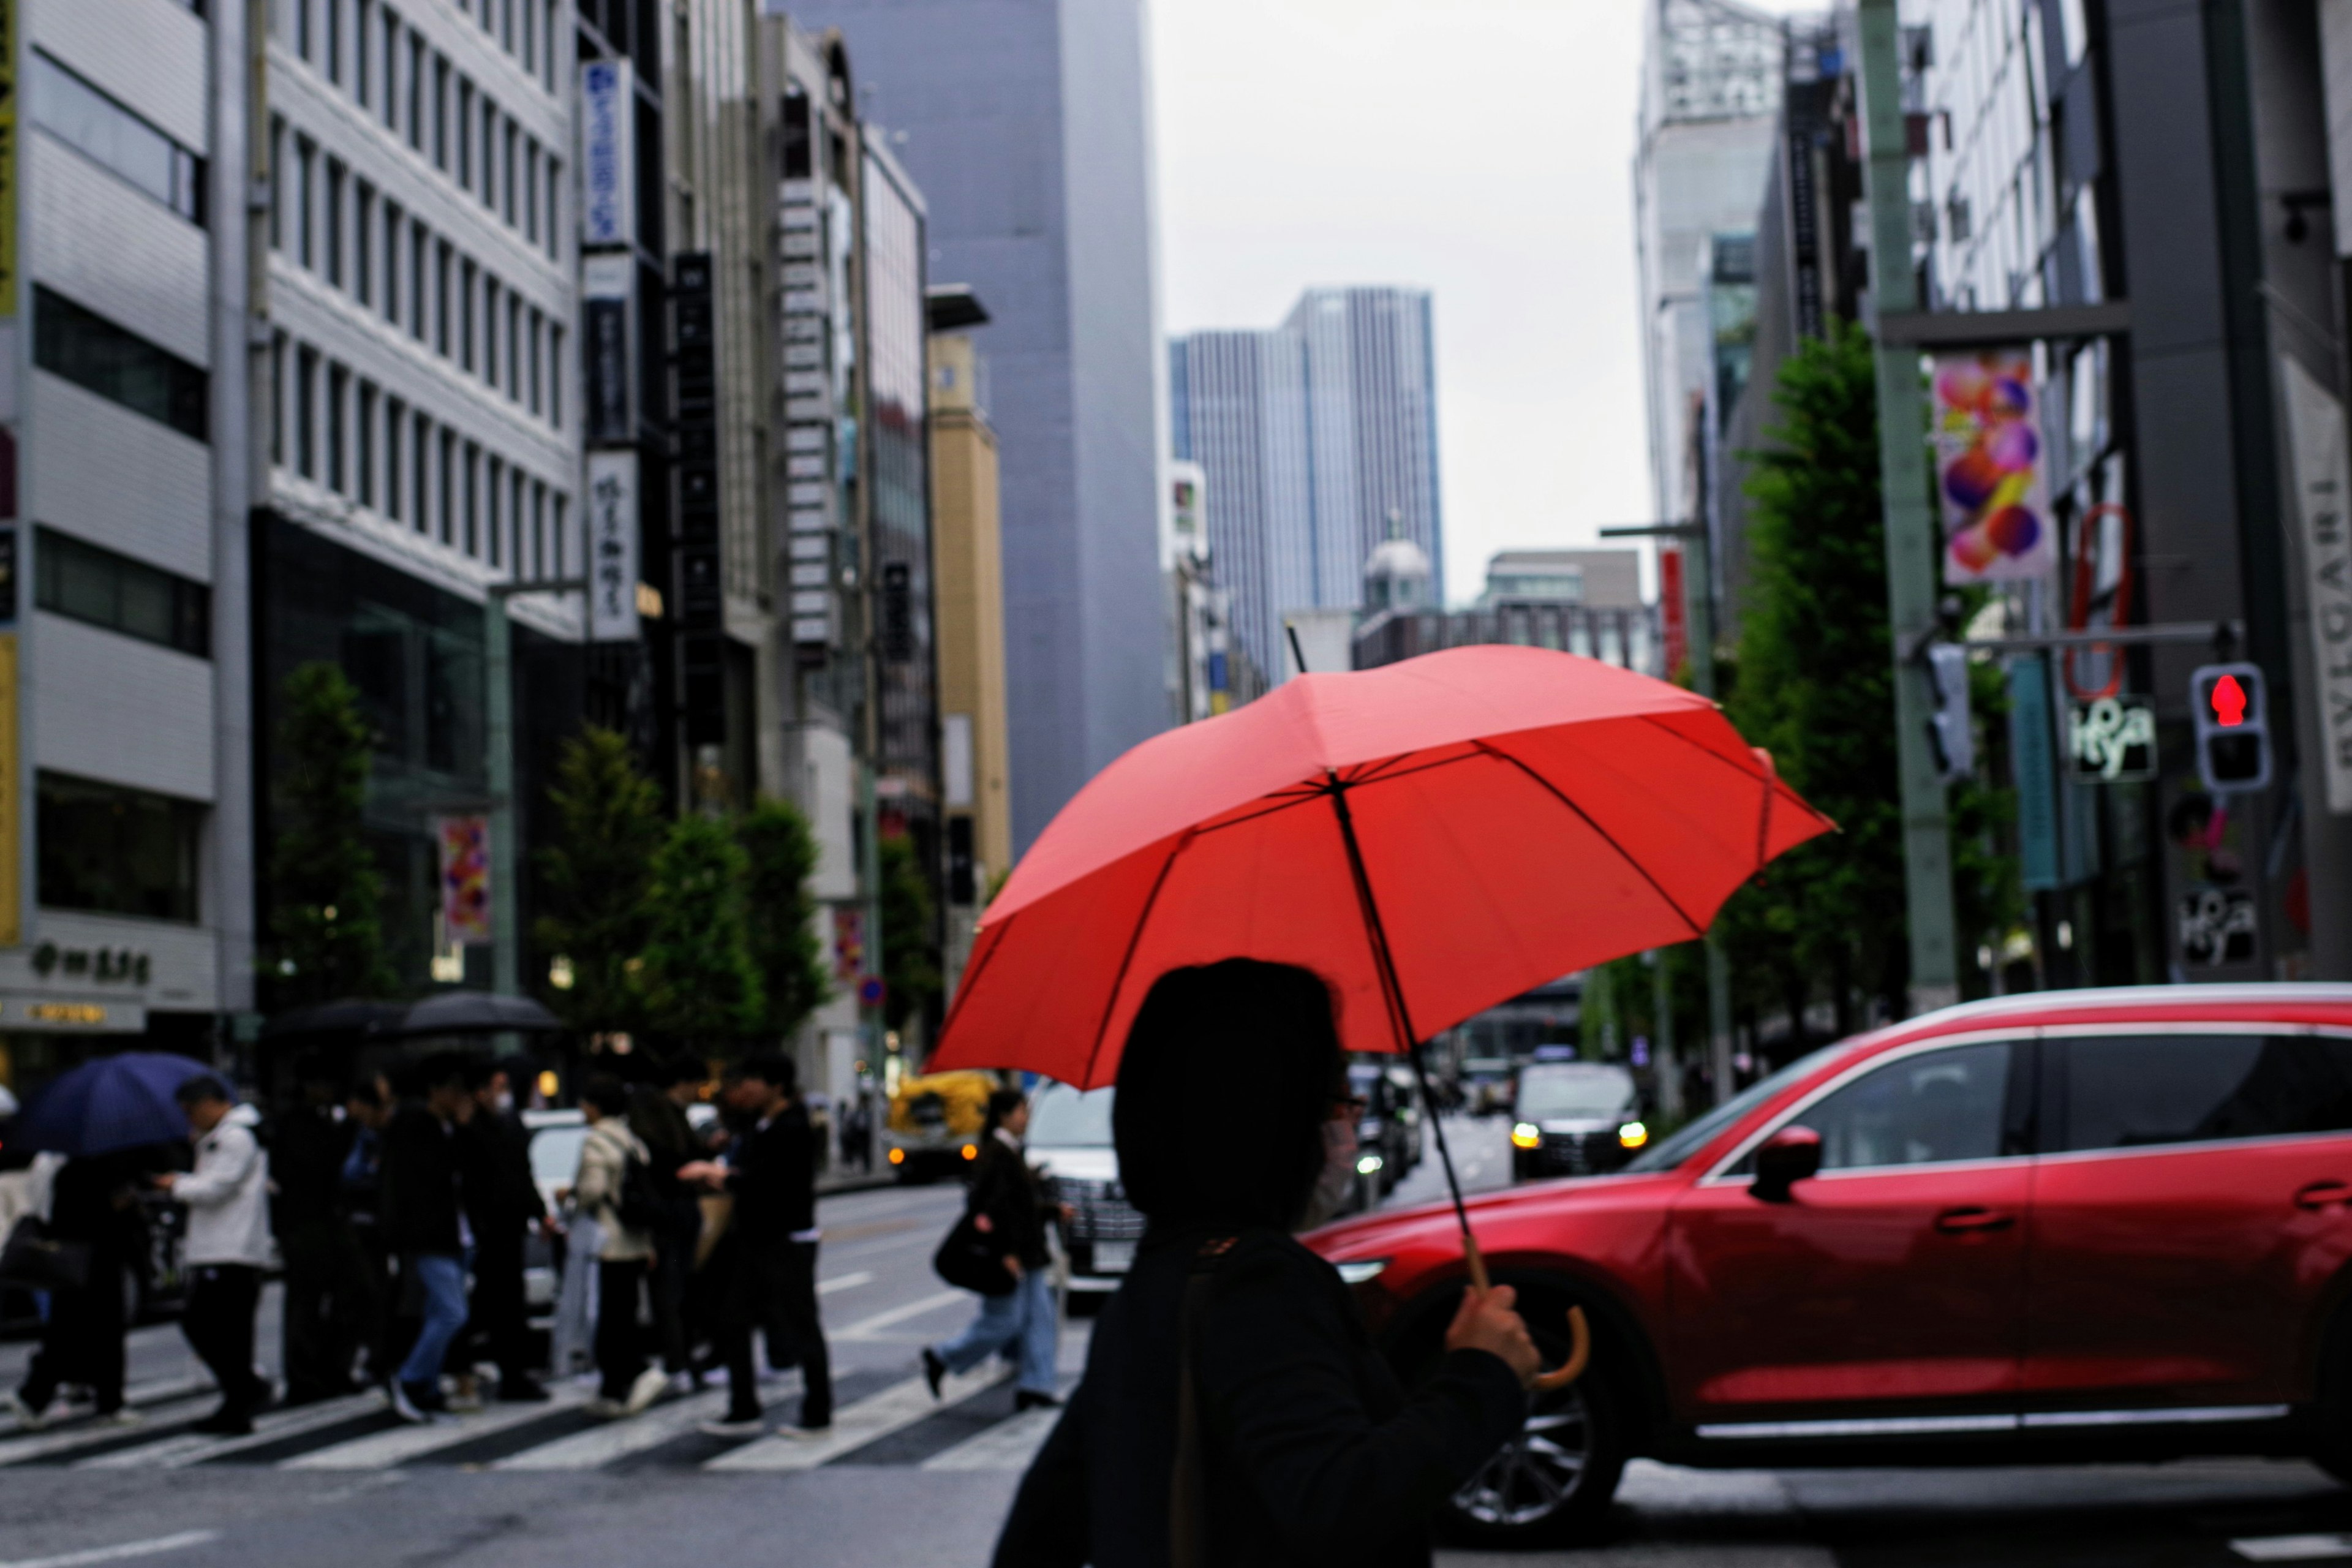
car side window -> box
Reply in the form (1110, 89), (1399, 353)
(1780, 1042), (2014, 1172)
(2054, 1033), (2352, 1152)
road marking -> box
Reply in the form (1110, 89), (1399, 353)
(832, 1289), (967, 1340)
(282, 1384), (594, 1469)
(919, 1405), (1061, 1471)
(2235, 1537), (2352, 1562)
(816, 1270), (875, 1295)
(77, 1392), (383, 1470)
(0, 1531), (219, 1568)
(491, 1388), (731, 1470)
(703, 1364), (1006, 1471)
(0, 1397), (217, 1468)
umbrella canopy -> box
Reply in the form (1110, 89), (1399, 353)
(933, 644), (1833, 1087)
(260, 998), (409, 1043)
(16, 1052), (211, 1156)
(396, 990), (562, 1038)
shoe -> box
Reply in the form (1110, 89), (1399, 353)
(624, 1366), (668, 1416)
(496, 1375), (551, 1404)
(445, 1388), (484, 1415)
(189, 1409), (254, 1437)
(697, 1415), (766, 1438)
(1014, 1390), (1061, 1412)
(96, 1408), (145, 1428)
(584, 1397), (624, 1420)
(920, 1348), (946, 1400)
(6, 1392), (50, 1432)
(388, 1382), (437, 1425)
(780, 1422), (831, 1441)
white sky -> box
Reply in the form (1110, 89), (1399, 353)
(1150, 0), (1810, 605)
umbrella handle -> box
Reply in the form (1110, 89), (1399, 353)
(1463, 1235), (1591, 1392)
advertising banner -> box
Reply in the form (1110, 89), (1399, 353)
(1659, 547), (1687, 679)
(582, 253), (634, 446)
(2281, 353), (2352, 814)
(1932, 350), (2056, 583)
(585, 450), (640, 643)
(579, 59), (635, 249)
(436, 816), (491, 945)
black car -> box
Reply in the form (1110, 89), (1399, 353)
(1507, 1061), (1645, 1179)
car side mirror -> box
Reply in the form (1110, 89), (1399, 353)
(1751, 1126), (1822, 1204)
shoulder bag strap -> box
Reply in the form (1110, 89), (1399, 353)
(1168, 1234), (1238, 1568)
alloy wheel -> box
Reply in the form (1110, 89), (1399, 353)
(1451, 1384), (1591, 1526)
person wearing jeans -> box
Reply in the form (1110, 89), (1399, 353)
(156, 1077), (274, 1436)
(922, 1090), (1062, 1411)
(378, 1054), (475, 1423)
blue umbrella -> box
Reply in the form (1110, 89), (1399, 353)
(16, 1052), (212, 1156)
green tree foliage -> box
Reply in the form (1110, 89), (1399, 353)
(737, 797), (831, 1039)
(266, 662), (396, 1006)
(534, 726), (666, 1033)
(879, 835), (941, 1036)
(639, 814), (765, 1046)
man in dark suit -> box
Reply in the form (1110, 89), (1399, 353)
(379, 1054), (474, 1422)
(273, 1051), (366, 1405)
(458, 1058), (551, 1402)
(680, 1054), (831, 1436)
(628, 1054), (709, 1384)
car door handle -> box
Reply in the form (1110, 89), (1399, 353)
(2296, 1181), (2352, 1212)
(1934, 1207), (2016, 1234)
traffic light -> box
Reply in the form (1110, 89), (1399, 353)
(1924, 642), (1974, 782)
(2190, 662), (2272, 794)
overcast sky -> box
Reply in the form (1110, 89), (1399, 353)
(1150, 0), (1807, 605)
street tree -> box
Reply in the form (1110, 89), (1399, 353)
(737, 797), (831, 1041)
(534, 726), (665, 1034)
(266, 662), (396, 1008)
(639, 813), (765, 1047)
(879, 835), (942, 1038)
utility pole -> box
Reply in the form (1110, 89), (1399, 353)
(1856, 0), (1961, 1014)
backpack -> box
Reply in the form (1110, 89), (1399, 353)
(616, 1150), (663, 1234)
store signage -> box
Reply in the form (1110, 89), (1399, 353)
(2280, 354), (2352, 813)
(436, 816), (491, 944)
(582, 253), (634, 446)
(0, 998), (143, 1032)
(579, 59), (635, 249)
(0, 0), (18, 320)
(585, 451), (640, 643)
(1932, 349), (2056, 584)
(30, 943), (149, 984)
(2067, 696), (2156, 783)
(1659, 548), (1687, 679)
(2179, 885), (2258, 968)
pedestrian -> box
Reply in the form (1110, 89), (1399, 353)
(274, 1051), (367, 1405)
(339, 1073), (394, 1387)
(679, 1054), (832, 1438)
(6, 1149), (148, 1430)
(628, 1054), (708, 1388)
(565, 1075), (668, 1419)
(154, 1075), (275, 1437)
(377, 1053), (475, 1424)
(458, 1058), (551, 1402)
(992, 960), (1539, 1567)
(922, 1088), (1062, 1412)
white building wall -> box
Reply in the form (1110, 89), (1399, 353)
(32, 614), (217, 803)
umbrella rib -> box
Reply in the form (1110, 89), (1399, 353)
(1635, 715), (1836, 827)
(1469, 740), (1708, 941)
(1079, 829), (1197, 1088)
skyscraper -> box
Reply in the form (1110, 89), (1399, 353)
(1170, 285), (1444, 683)
(777, 0), (1170, 854)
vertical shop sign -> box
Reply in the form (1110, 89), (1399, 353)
(2007, 655), (2058, 892)
(1659, 547), (1687, 678)
(579, 59), (635, 249)
(0, 0), (18, 320)
(436, 816), (492, 944)
(585, 450), (640, 642)
(1932, 349), (2056, 583)
(582, 254), (634, 445)
(2280, 354), (2352, 814)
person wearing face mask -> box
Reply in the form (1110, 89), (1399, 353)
(1300, 1088), (1369, 1231)
(456, 1057), (551, 1403)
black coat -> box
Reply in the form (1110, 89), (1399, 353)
(722, 1102), (816, 1246)
(968, 1134), (1051, 1271)
(995, 1228), (1525, 1568)
(379, 1106), (463, 1256)
(458, 1108), (548, 1243)
(271, 1106), (355, 1232)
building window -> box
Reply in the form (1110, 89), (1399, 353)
(439, 429), (455, 544)
(480, 102), (497, 213)
(325, 0), (343, 85)
(38, 772), (202, 924)
(33, 52), (209, 226)
(549, 325), (563, 428)
(380, 7), (400, 131)
(326, 364), (348, 492)
(36, 526), (209, 658)
(481, 276), (498, 386)
(297, 0), (313, 60)
(528, 307), (542, 415)
(521, 0), (535, 76)
(268, 116), (284, 247)
(543, 0), (557, 89)
(294, 345), (317, 476)
(486, 455), (503, 566)
(551, 492), (566, 575)
(459, 260), (476, 372)
(523, 139), (538, 244)
(503, 121), (518, 228)
(380, 200), (401, 323)
(511, 467), (526, 568)
(545, 159), (559, 259)
(410, 223), (428, 341)
(324, 159), (345, 287)
(354, 0), (372, 107)
(383, 396), (403, 520)
(435, 240), (452, 356)
(270, 331), (286, 466)
(416, 413), (433, 535)
(356, 380), (377, 506)
(354, 183), (374, 306)
(35, 287), (208, 442)
(407, 35), (425, 151)
(296, 137), (315, 268)
(530, 481), (545, 576)
(456, 78), (473, 190)
(507, 296), (521, 400)
(432, 55), (449, 170)
(462, 442), (480, 555)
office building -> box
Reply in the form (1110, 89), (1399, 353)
(777, 0), (1170, 856)
(1355, 545), (1659, 676)
(1479, 550), (1644, 611)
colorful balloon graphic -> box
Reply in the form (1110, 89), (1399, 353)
(1932, 350), (2052, 582)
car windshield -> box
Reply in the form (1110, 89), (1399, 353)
(529, 1126), (589, 1187)
(1517, 1067), (1633, 1119)
(1622, 1044), (1842, 1173)
(1028, 1084), (1114, 1147)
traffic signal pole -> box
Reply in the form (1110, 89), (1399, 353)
(1856, 0), (1961, 1014)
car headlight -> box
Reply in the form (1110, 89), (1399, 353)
(1510, 1121), (1541, 1149)
(1355, 1153), (1384, 1175)
(1618, 1121), (1649, 1149)
(1335, 1259), (1390, 1286)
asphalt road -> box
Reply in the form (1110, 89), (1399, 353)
(0, 1119), (2348, 1566)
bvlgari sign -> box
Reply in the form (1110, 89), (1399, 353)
(2282, 355), (2352, 814)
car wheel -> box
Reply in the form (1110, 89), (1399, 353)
(1439, 1306), (1629, 1548)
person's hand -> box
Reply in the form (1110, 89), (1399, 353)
(553, 1185), (573, 1205)
(972, 1213), (994, 1234)
(1003, 1254), (1023, 1280)
(1058, 1204), (1076, 1223)
(1444, 1284), (1541, 1390)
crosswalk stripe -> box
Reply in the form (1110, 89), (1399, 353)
(816, 1271), (874, 1295)
(281, 1384), (595, 1469)
(0, 1398), (217, 1469)
(76, 1393), (384, 1471)
(832, 1289), (966, 1341)
(918, 1404), (1061, 1472)
(491, 1388), (731, 1470)
(703, 1365), (1008, 1472)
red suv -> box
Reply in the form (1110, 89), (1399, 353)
(1307, 985), (2352, 1547)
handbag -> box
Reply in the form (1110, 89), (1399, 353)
(932, 1208), (1015, 1298)
(0, 1215), (92, 1291)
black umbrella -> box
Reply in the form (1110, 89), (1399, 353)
(395, 990), (562, 1038)
(260, 998), (409, 1043)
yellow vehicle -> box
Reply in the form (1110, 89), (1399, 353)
(885, 1069), (1000, 1181)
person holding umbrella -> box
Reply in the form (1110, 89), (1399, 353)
(154, 1075), (274, 1436)
(993, 960), (1539, 1565)
(6, 1147), (150, 1430)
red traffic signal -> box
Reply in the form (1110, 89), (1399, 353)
(2209, 673), (2248, 728)
(2190, 663), (2270, 794)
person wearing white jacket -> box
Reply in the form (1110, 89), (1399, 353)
(153, 1075), (273, 1434)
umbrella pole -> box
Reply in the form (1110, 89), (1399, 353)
(1324, 777), (1489, 1292)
